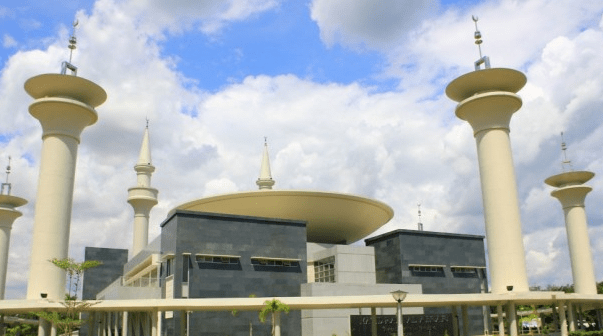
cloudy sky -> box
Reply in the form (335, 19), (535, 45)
(1, 0), (603, 299)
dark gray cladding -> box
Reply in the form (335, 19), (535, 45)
(366, 229), (488, 336)
(160, 210), (307, 336)
(82, 247), (129, 300)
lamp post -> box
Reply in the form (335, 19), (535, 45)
(391, 290), (408, 336)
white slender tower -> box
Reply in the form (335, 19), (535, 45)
(545, 137), (597, 294)
(445, 19), (529, 293)
(25, 73), (106, 299)
(0, 159), (27, 299)
(256, 138), (275, 190)
(127, 124), (158, 256)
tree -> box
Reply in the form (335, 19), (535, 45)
(259, 299), (290, 336)
(36, 258), (101, 336)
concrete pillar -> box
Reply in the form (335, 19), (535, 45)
(151, 310), (157, 336)
(559, 302), (568, 336)
(446, 68), (529, 293)
(568, 302), (576, 331)
(157, 311), (162, 336)
(24, 74), (106, 300)
(37, 320), (49, 336)
(452, 305), (460, 336)
(114, 312), (119, 336)
(461, 306), (469, 336)
(507, 302), (518, 336)
(122, 312), (129, 336)
(371, 307), (377, 336)
(497, 305), (505, 336)
(0, 195), (26, 299)
(546, 171), (597, 294)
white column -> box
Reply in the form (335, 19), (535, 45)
(461, 306), (469, 336)
(371, 307), (377, 336)
(497, 305), (505, 336)
(546, 171), (597, 294)
(559, 302), (568, 336)
(446, 69), (529, 293)
(122, 312), (129, 336)
(151, 310), (158, 336)
(452, 306), (459, 336)
(0, 195), (26, 299)
(24, 74), (106, 300)
(568, 302), (576, 332)
(507, 302), (518, 336)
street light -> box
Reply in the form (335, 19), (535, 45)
(391, 290), (408, 336)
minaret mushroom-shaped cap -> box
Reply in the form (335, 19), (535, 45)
(256, 139), (275, 190)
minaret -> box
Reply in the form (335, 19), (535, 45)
(256, 138), (275, 190)
(0, 158), (27, 299)
(26, 22), (107, 300)
(445, 18), (529, 293)
(127, 124), (158, 256)
(544, 134), (597, 294)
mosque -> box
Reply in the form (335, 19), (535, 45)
(0, 20), (602, 336)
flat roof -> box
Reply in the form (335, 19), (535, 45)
(365, 228), (484, 245)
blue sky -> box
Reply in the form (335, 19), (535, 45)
(1, 0), (603, 299)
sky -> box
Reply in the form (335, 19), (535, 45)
(1, 0), (603, 299)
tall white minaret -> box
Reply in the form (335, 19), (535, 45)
(0, 158), (27, 299)
(256, 138), (275, 190)
(445, 18), (529, 293)
(26, 22), (107, 300)
(545, 134), (597, 294)
(127, 124), (158, 256)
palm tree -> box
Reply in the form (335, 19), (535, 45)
(259, 299), (290, 336)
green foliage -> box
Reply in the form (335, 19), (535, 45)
(259, 299), (290, 336)
(4, 314), (38, 336)
(50, 258), (102, 301)
(569, 331), (603, 336)
(35, 258), (101, 336)
(258, 299), (290, 323)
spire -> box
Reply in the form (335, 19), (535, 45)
(472, 15), (490, 70)
(256, 137), (275, 190)
(137, 121), (152, 166)
(560, 132), (573, 172)
(417, 203), (423, 231)
(61, 20), (79, 75)
(1, 156), (12, 195)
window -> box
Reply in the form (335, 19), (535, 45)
(196, 255), (239, 264)
(409, 265), (445, 277)
(165, 257), (174, 277)
(182, 255), (190, 282)
(451, 267), (479, 278)
(314, 256), (335, 283)
(251, 258), (299, 267)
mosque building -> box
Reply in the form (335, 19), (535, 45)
(0, 17), (601, 336)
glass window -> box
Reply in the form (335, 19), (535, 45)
(314, 256), (336, 283)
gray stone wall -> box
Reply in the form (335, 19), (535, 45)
(365, 229), (489, 336)
(82, 247), (128, 300)
(160, 210), (307, 336)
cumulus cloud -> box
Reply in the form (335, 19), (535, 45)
(310, 0), (439, 50)
(2, 0), (603, 299)
(122, 0), (279, 36)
